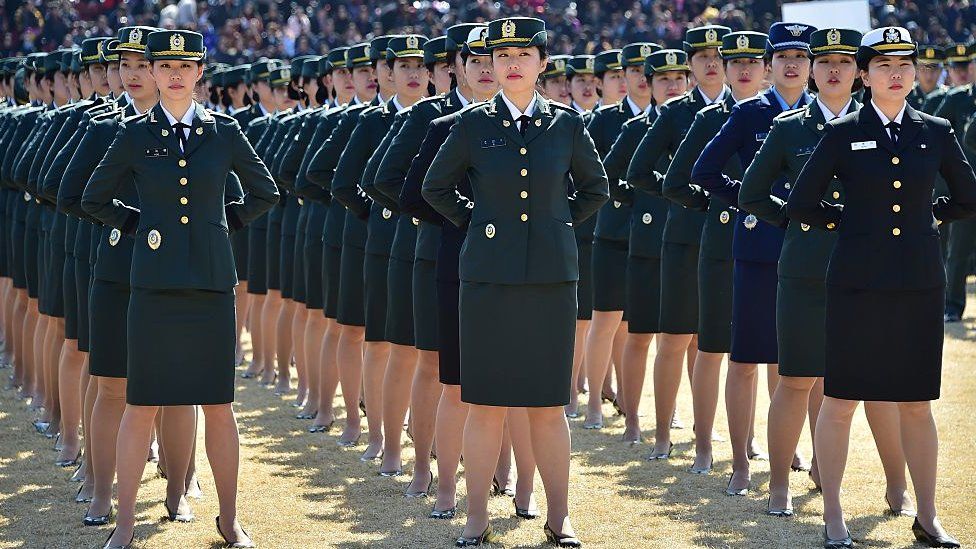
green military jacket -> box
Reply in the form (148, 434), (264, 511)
(661, 99), (741, 261)
(362, 108), (412, 260)
(934, 84), (976, 157)
(740, 101), (855, 280)
(422, 93), (608, 284)
(81, 103), (278, 291)
(587, 98), (641, 242)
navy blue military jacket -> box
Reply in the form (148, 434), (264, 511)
(82, 102), (278, 291)
(692, 87), (810, 264)
(789, 103), (976, 291)
(423, 93), (609, 285)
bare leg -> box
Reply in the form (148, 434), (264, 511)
(897, 401), (950, 536)
(526, 407), (576, 538)
(159, 405), (196, 516)
(433, 384), (467, 512)
(88, 377), (127, 516)
(766, 375), (817, 509)
(22, 296), (38, 400)
(243, 293), (266, 377)
(56, 334), (85, 462)
(361, 340), (391, 460)
(807, 377), (824, 486)
(234, 283), (251, 366)
(379, 343), (418, 473)
(816, 396), (859, 540)
(259, 291), (282, 385)
(508, 408), (537, 512)
(77, 372), (97, 498)
(495, 425), (513, 493)
(11, 290), (25, 390)
(312, 319), (340, 429)
(651, 333), (694, 456)
(405, 350), (439, 495)
(336, 324), (364, 444)
(864, 401), (912, 510)
(105, 404), (159, 547)
(201, 404), (252, 545)
(621, 333), (654, 442)
(291, 306), (308, 405)
(726, 361), (758, 491)
(690, 351), (724, 470)
(569, 320), (589, 415)
(582, 310), (623, 428)
(274, 299), (296, 394)
(459, 405), (507, 538)
(610, 322), (627, 410)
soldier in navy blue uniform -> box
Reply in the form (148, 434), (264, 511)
(692, 21), (815, 496)
(789, 27), (973, 549)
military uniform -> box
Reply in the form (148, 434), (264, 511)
(81, 31), (278, 405)
(423, 19), (608, 407)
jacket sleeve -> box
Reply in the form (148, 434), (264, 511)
(625, 111), (670, 194)
(568, 116), (610, 224)
(306, 111), (355, 191)
(331, 117), (374, 220)
(43, 116), (87, 205)
(661, 111), (712, 212)
(277, 114), (318, 186)
(739, 120), (789, 227)
(361, 117), (403, 212)
(785, 125), (844, 231)
(81, 122), (141, 234)
(375, 106), (429, 205)
(934, 121), (976, 223)
(422, 114), (473, 228)
(400, 118), (452, 225)
(294, 115), (338, 203)
(37, 114), (81, 204)
(225, 120), (280, 231)
(691, 107), (746, 206)
(603, 121), (644, 206)
(58, 120), (109, 223)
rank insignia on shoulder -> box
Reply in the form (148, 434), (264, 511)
(481, 138), (506, 149)
(146, 147), (168, 157)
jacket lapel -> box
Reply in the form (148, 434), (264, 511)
(802, 103), (828, 137)
(855, 104), (897, 155)
(485, 93), (525, 146)
(895, 104), (924, 152)
(183, 102), (215, 158)
(524, 94), (554, 145)
(145, 104), (183, 156)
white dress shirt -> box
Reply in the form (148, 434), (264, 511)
(871, 99), (907, 139)
(160, 103), (196, 151)
(500, 91), (537, 132)
(817, 97), (853, 123)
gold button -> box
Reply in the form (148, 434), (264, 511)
(892, 204), (901, 213)
(826, 222), (836, 230)
(801, 223), (810, 232)
(892, 227), (901, 236)
(179, 177), (188, 186)
(180, 197), (188, 205)
(520, 213), (528, 222)
(503, 120), (511, 127)
(519, 148), (527, 155)
(520, 168), (528, 177)
(891, 157), (900, 165)
(893, 180), (901, 189)
(298, 198), (304, 206)
(180, 216), (189, 224)
(937, 219), (943, 226)
(520, 191), (528, 199)
(178, 159), (187, 167)
(832, 191), (840, 199)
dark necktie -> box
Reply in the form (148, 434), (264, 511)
(886, 121), (900, 145)
(517, 115), (531, 137)
(173, 122), (191, 151)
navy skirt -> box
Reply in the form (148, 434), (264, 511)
(246, 225), (268, 294)
(11, 219), (25, 289)
(626, 255), (661, 334)
(88, 279), (129, 379)
(323, 244), (341, 319)
(25, 224), (39, 299)
(63, 256), (78, 340)
(412, 259), (439, 352)
(279, 234), (296, 299)
(730, 260), (778, 364)
(232, 226), (249, 281)
(127, 287), (236, 406)
(591, 238), (628, 312)
(364, 252), (389, 342)
(576, 240), (593, 320)
(659, 242), (699, 335)
(386, 257), (414, 346)
(437, 279), (460, 385)
(292, 230), (307, 303)
(336, 245), (366, 327)
(697, 257), (733, 353)
(266, 218), (282, 291)
(74, 255), (91, 352)
(304, 236), (324, 310)
(460, 281), (577, 407)
(777, 277), (826, 377)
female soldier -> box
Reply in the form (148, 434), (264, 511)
(741, 27), (915, 517)
(580, 42), (658, 421)
(789, 27), (974, 547)
(83, 29), (278, 549)
(692, 22), (815, 496)
(539, 55), (571, 107)
(623, 25), (728, 452)
(661, 31), (766, 471)
(423, 17), (608, 547)
(567, 55), (599, 113)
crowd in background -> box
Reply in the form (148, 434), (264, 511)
(3, 0), (976, 63)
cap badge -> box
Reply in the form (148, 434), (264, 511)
(827, 29), (841, 46)
(406, 36), (419, 49)
(884, 28), (900, 44)
(585, 57), (594, 70)
(281, 67), (290, 80)
(737, 34), (749, 49)
(785, 24), (808, 38)
(554, 59), (566, 71)
(705, 28), (718, 43)
(364, 45), (371, 58)
(640, 44), (653, 57)
(502, 19), (517, 38)
(130, 28), (143, 44)
(665, 51), (678, 66)
(170, 33), (185, 52)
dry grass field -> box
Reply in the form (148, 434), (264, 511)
(1, 312), (975, 548)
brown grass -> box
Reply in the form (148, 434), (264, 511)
(2, 310), (976, 548)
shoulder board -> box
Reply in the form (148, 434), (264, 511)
(774, 107), (805, 121)
(91, 108), (124, 123)
(621, 113), (645, 127)
(594, 103), (618, 114)
(698, 102), (725, 115)
(549, 102), (579, 115)
(120, 111), (150, 124)
(414, 95), (443, 108)
(208, 109), (236, 122)
(660, 94), (687, 109)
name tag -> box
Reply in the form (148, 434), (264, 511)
(755, 132), (769, 142)
(851, 140), (876, 151)
(145, 147), (168, 157)
(794, 146), (815, 157)
(480, 138), (506, 149)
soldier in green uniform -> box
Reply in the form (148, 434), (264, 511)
(620, 26), (730, 455)
(304, 41), (380, 446)
(83, 29), (277, 549)
(936, 43), (976, 323)
(538, 54), (571, 106)
(595, 49), (627, 106)
(741, 27), (913, 518)
(661, 31), (766, 471)
(911, 46), (947, 111)
(579, 42), (658, 424)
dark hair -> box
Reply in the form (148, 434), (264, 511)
(723, 57), (768, 69)
(315, 84), (329, 105)
(857, 51), (917, 72)
(807, 57), (863, 94)
(286, 78), (302, 101)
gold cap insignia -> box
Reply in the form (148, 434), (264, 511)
(958, 45), (967, 55)
(406, 36), (419, 49)
(640, 44), (653, 57)
(364, 44), (371, 58)
(502, 19), (516, 38)
(884, 28), (900, 44)
(665, 51), (678, 66)
(130, 28), (143, 44)
(170, 33), (185, 52)
(281, 67), (291, 80)
(148, 229), (161, 250)
(926, 47), (935, 57)
(554, 59), (566, 71)
(109, 228), (121, 247)
(737, 34), (749, 49)
(585, 57), (594, 70)
(96, 41), (104, 56)
(826, 29), (841, 46)
(705, 29), (718, 43)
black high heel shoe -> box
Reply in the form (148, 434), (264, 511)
(429, 506), (456, 520)
(884, 494), (916, 517)
(75, 485), (92, 503)
(215, 516), (256, 548)
(308, 420), (335, 433)
(912, 518), (960, 548)
(544, 523), (582, 547)
(102, 528), (133, 549)
(164, 499), (195, 522)
(822, 526), (853, 548)
(765, 496), (794, 517)
(455, 525), (495, 547)
(56, 451), (82, 468)
(513, 497), (540, 519)
(491, 476), (515, 497)
(405, 471), (434, 498)
(646, 442), (674, 461)
(83, 505), (114, 526)
(725, 473), (749, 497)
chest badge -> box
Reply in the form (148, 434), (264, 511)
(109, 228), (121, 247)
(147, 229), (161, 250)
(485, 223), (496, 239)
(382, 208), (392, 220)
(719, 211), (730, 224)
(613, 201), (621, 209)
(641, 213), (653, 225)
(743, 214), (758, 230)
(800, 223), (811, 232)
